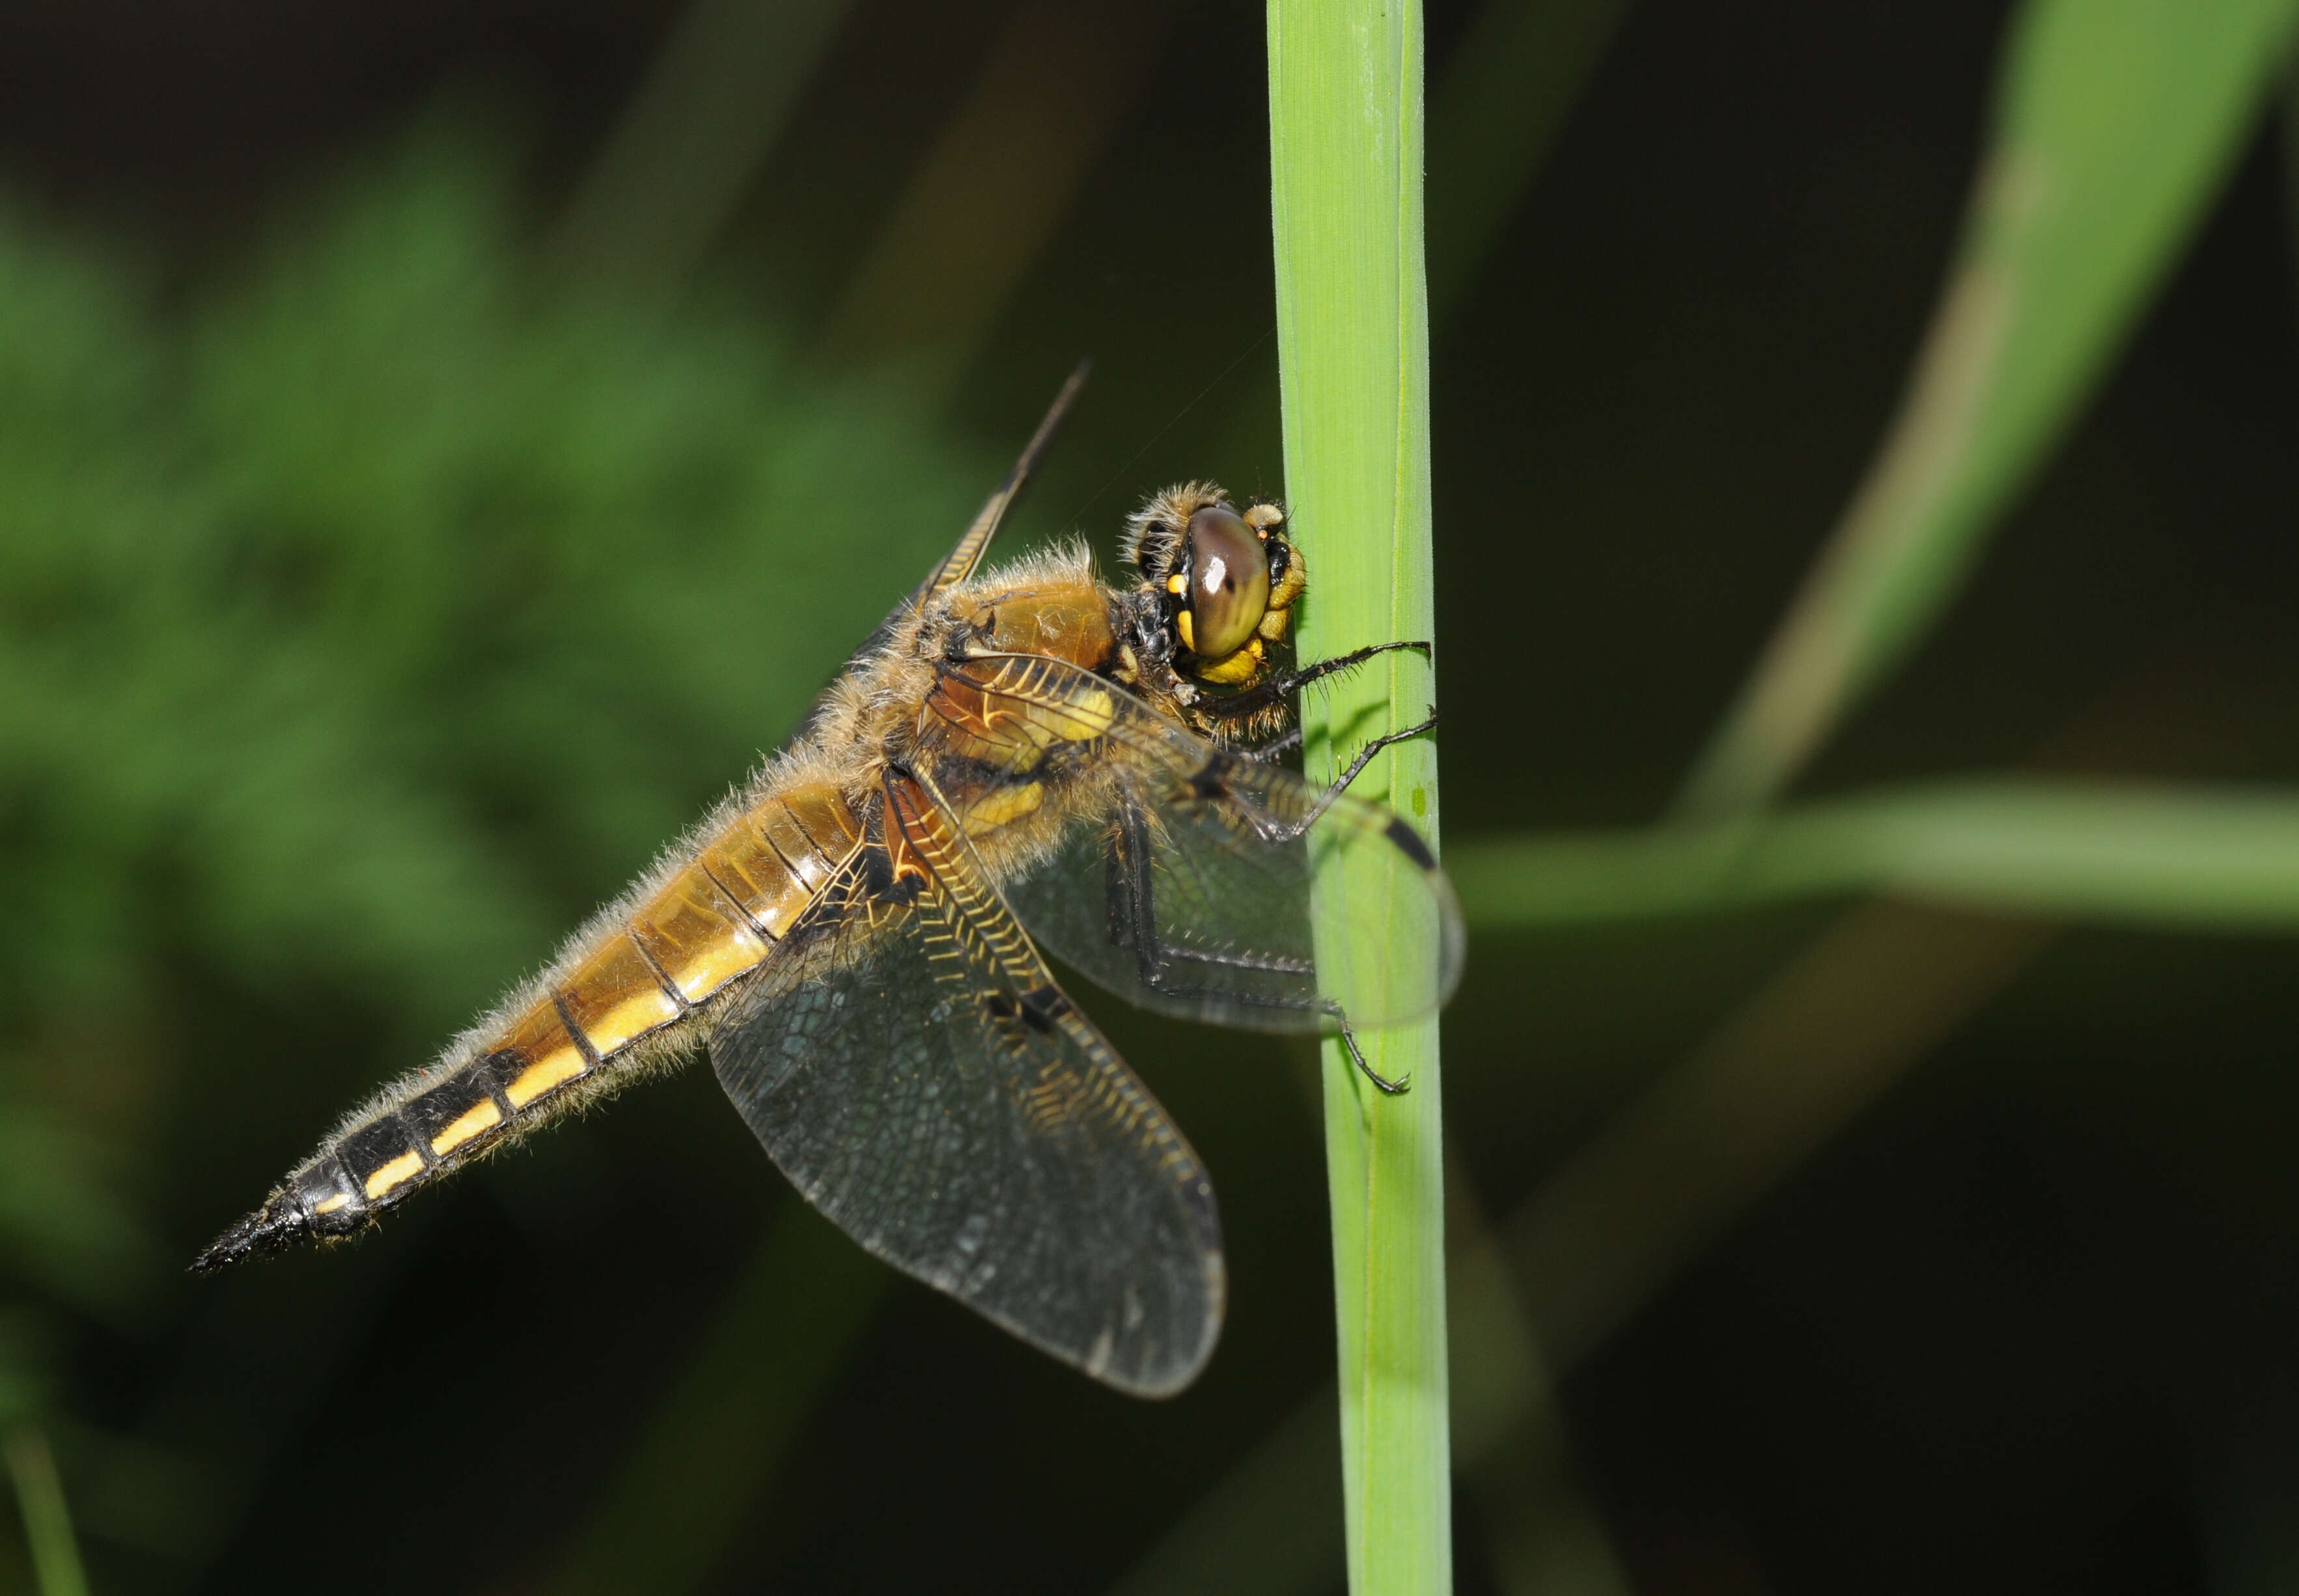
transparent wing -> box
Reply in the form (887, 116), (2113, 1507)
(937, 655), (1463, 1037)
(708, 771), (1222, 1397)
(801, 364), (1089, 736)
(911, 361), (1089, 604)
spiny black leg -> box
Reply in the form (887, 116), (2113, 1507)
(1333, 1011), (1410, 1095)
(1103, 794), (1410, 1095)
(1238, 727), (1303, 764)
(1111, 803), (1163, 987)
(1236, 701), (1436, 816)
(1200, 639), (1432, 724)
(1321, 708), (1440, 802)
(1233, 707), (1439, 846)
(1284, 638), (1432, 695)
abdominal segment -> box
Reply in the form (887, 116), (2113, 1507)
(192, 781), (863, 1271)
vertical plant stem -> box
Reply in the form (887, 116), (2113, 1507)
(1267, 4), (1449, 1593)
(5, 1429), (89, 1596)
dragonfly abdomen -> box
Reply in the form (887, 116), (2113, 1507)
(192, 779), (865, 1271)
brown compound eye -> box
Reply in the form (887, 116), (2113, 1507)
(1184, 504), (1270, 659)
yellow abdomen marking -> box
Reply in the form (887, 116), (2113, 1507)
(497, 1003), (591, 1108)
(706, 787), (858, 940)
(632, 863), (770, 1003)
(700, 829), (809, 940)
(430, 1099), (503, 1156)
(363, 1151), (425, 1200)
(506, 1051), (587, 1108)
(559, 936), (682, 1056)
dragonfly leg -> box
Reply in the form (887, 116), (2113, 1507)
(1318, 708), (1439, 802)
(1105, 800), (1412, 1095)
(1235, 727), (1303, 764)
(1225, 708), (1438, 846)
(1199, 639), (1431, 724)
(1279, 638), (1432, 699)
(1333, 1015), (1411, 1095)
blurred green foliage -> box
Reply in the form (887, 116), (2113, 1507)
(3, 124), (982, 1033)
(0, 120), (993, 1584)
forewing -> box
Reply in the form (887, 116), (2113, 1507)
(803, 365), (1089, 734)
(708, 772), (1222, 1397)
(941, 656), (1463, 1036)
(912, 361), (1091, 604)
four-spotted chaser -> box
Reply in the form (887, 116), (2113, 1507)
(194, 371), (1461, 1396)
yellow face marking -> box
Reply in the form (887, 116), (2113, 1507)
(363, 1150), (425, 1200)
(1195, 635), (1266, 686)
(1176, 609), (1195, 653)
(1165, 573), (1186, 596)
(311, 1193), (350, 1216)
(430, 1099), (503, 1156)
(966, 781), (1044, 832)
(505, 1050), (587, 1109)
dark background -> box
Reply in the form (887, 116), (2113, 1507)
(0, 0), (2294, 1591)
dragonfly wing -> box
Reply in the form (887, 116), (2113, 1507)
(708, 768), (1222, 1397)
(936, 654), (1462, 1035)
(912, 361), (1091, 605)
(803, 365), (1092, 734)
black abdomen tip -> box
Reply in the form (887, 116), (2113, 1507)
(189, 1193), (309, 1274)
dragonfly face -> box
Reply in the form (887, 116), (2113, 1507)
(1118, 484), (1305, 698)
(193, 370), (1461, 1398)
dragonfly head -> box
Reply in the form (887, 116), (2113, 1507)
(1120, 484), (1305, 692)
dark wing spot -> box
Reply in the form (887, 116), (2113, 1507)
(1016, 986), (1067, 1035)
(861, 843), (927, 906)
(1384, 817), (1438, 872)
(1186, 762), (1232, 803)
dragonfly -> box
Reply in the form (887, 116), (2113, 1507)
(193, 368), (1461, 1397)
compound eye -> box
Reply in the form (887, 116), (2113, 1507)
(1185, 504), (1270, 658)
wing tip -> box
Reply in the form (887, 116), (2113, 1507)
(1100, 1249), (1226, 1400)
(1433, 867), (1468, 1010)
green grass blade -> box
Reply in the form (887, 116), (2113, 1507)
(1678, 0), (2299, 817)
(1268, 3), (1449, 1593)
(5, 1429), (88, 1596)
(1455, 777), (2299, 931)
